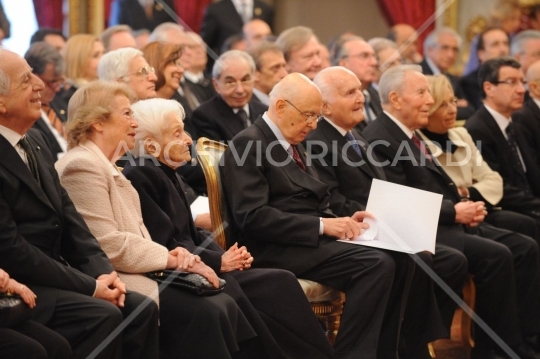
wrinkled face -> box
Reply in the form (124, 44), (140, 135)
(255, 50), (287, 94)
(213, 59), (254, 108)
(156, 111), (193, 168)
(124, 56), (157, 100)
(478, 29), (509, 63)
(44, 34), (66, 53)
(484, 66), (525, 115)
(427, 87), (457, 134)
(339, 40), (378, 85)
(108, 31), (137, 52)
(99, 95), (138, 152)
(286, 36), (322, 80)
(393, 71), (434, 130)
(426, 33), (459, 72)
(276, 88), (322, 144)
(0, 51), (45, 130)
(36, 63), (64, 104)
(324, 71), (365, 130)
(162, 59), (184, 92)
(517, 38), (540, 74)
(84, 41), (105, 81)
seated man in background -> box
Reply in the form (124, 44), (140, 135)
(100, 24), (137, 53)
(276, 26), (322, 80)
(243, 19), (272, 50)
(248, 40), (288, 106)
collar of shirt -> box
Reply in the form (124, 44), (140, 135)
(384, 110), (414, 139)
(0, 123), (23, 148)
(484, 104), (511, 139)
(231, 0), (253, 18)
(252, 88), (270, 106)
(425, 56), (441, 75)
(79, 139), (121, 177)
(533, 97), (540, 111)
(323, 117), (347, 136)
(371, 82), (379, 92)
(183, 71), (205, 84)
(233, 104), (250, 117)
(262, 112), (292, 154)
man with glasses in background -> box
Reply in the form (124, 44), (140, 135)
(25, 42), (67, 160)
(191, 50), (267, 142)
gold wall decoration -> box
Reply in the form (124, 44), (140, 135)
(68, 0), (104, 36)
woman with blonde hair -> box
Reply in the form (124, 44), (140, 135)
(59, 34), (104, 104)
(56, 80), (257, 359)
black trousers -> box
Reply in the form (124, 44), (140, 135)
(485, 209), (540, 245)
(0, 320), (72, 359)
(29, 287), (159, 359)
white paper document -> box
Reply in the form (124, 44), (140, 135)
(190, 196), (210, 220)
(338, 179), (442, 254)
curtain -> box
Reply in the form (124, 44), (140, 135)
(174, 0), (211, 33)
(376, 0), (436, 54)
(33, 0), (63, 29)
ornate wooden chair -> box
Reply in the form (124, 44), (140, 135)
(196, 137), (345, 344)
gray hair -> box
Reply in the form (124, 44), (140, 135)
(423, 27), (462, 53)
(368, 37), (397, 56)
(0, 49), (10, 95)
(330, 36), (364, 66)
(98, 47), (143, 81)
(212, 50), (256, 79)
(148, 22), (184, 43)
(248, 40), (283, 71)
(378, 64), (422, 104)
(276, 26), (317, 62)
(100, 24), (133, 52)
(511, 30), (540, 56)
(131, 98), (186, 157)
(24, 41), (65, 76)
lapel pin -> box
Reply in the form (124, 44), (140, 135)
(36, 146), (41, 151)
(254, 7), (262, 15)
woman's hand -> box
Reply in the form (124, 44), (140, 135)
(188, 262), (221, 288)
(5, 279), (37, 308)
(170, 247), (201, 271)
(220, 243), (254, 273)
(0, 268), (9, 291)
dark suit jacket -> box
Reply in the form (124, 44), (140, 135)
(0, 129), (113, 296)
(459, 68), (482, 110)
(420, 59), (475, 119)
(465, 105), (540, 212)
(200, 0), (274, 57)
(306, 120), (385, 216)
(191, 95), (268, 142)
(184, 74), (216, 106)
(222, 116), (352, 275)
(32, 117), (64, 161)
(355, 85), (384, 133)
(363, 113), (471, 250)
(513, 98), (540, 169)
(108, 0), (177, 31)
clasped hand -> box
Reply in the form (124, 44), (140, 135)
(96, 271), (126, 307)
(221, 242), (253, 273)
(455, 200), (486, 227)
(322, 211), (373, 240)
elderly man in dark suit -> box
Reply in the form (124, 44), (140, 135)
(466, 57), (540, 232)
(0, 48), (159, 359)
(306, 67), (468, 359)
(363, 64), (540, 359)
(222, 72), (420, 359)
(191, 50), (267, 142)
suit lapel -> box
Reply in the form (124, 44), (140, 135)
(216, 96), (245, 134)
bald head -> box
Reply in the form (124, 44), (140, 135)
(527, 60), (540, 99)
(389, 23), (421, 63)
(269, 72), (322, 144)
(243, 19), (272, 50)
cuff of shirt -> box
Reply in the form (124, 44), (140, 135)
(92, 281), (98, 297)
(319, 217), (324, 235)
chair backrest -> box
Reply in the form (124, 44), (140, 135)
(196, 137), (229, 249)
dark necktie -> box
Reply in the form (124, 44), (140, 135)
(363, 90), (373, 123)
(506, 123), (532, 195)
(237, 109), (249, 128)
(411, 133), (432, 162)
(18, 136), (41, 185)
(290, 145), (306, 171)
(344, 131), (363, 158)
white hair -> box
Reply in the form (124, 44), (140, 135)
(212, 50), (256, 79)
(313, 66), (357, 102)
(148, 22), (184, 43)
(131, 98), (186, 157)
(423, 27), (462, 53)
(378, 64), (422, 104)
(98, 47), (143, 81)
(0, 49), (11, 95)
(511, 30), (540, 56)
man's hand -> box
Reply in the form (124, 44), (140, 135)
(322, 217), (364, 240)
(194, 213), (212, 231)
(455, 201), (486, 226)
(220, 242), (254, 273)
(96, 271), (125, 307)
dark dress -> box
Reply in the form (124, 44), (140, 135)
(123, 157), (333, 359)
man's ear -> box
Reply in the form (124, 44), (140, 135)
(254, 70), (261, 83)
(321, 100), (331, 117)
(388, 91), (401, 110)
(275, 98), (287, 117)
(0, 98), (6, 115)
(482, 81), (494, 99)
(212, 78), (219, 92)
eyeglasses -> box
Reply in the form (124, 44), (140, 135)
(284, 99), (323, 124)
(492, 78), (527, 87)
(221, 78), (254, 90)
(39, 76), (64, 89)
(128, 66), (156, 78)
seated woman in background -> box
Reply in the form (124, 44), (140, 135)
(59, 34), (104, 105)
(55, 81), (257, 359)
(418, 74), (540, 241)
(122, 98), (333, 359)
(0, 268), (72, 359)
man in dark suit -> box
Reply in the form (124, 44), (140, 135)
(307, 66), (467, 359)
(332, 36), (382, 131)
(24, 42), (67, 161)
(108, 0), (177, 31)
(222, 72), (419, 359)
(466, 57), (540, 231)
(0, 48), (159, 359)
(276, 26), (322, 81)
(421, 27), (475, 119)
(200, 0), (274, 61)
(363, 64), (540, 359)
(191, 50), (267, 142)
(513, 59), (540, 169)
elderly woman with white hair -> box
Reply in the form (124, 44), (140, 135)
(55, 80), (258, 359)
(123, 97), (334, 359)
